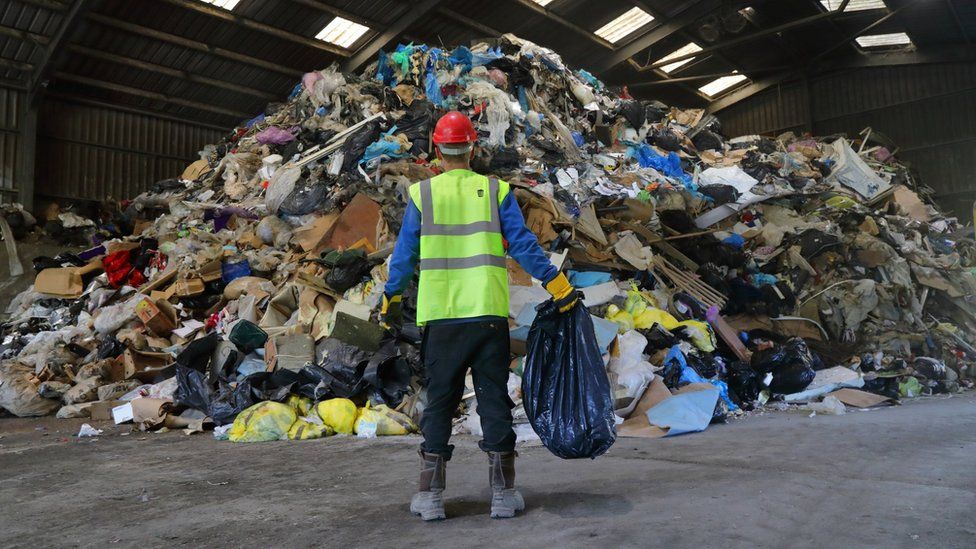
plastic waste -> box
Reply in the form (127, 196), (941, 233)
(607, 330), (654, 399)
(228, 401), (297, 442)
(523, 297), (616, 459)
(265, 165), (301, 214)
(77, 423), (103, 437)
(174, 365), (255, 426)
(316, 398), (358, 434)
(354, 403), (417, 436)
(287, 418), (332, 440)
(804, 395), (846, 415)
(0, 363), (62, 417)
(899, 377), (923, 398)
(751, 338), (817, 394)
(229, 320), (268, 354)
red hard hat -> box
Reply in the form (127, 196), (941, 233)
(432, 111), (477, 145)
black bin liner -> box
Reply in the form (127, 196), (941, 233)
(751, 337), (817, 394)
(522, 296), (616, 459)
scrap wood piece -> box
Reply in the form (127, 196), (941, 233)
(652, 255), (727, 308)
(710, 315), (752, 362)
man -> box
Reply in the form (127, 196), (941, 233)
(380, 111), (576, 520)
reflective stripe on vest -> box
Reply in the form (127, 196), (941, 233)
(419, 254), (507, 270)
(411, 172), (510, 324)
(417, 176), (504, 271)
(418, 177), (501, 237)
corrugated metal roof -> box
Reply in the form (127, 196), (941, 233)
(0, 0), (965, 127)
(0, 0), (64, 82)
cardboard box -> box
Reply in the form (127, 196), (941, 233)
(173, 278), (206, 297)
(134, 297), (178, 337)
(265, 333), (314, 372)
(90, 400), (122, 421)
(123, 348), (174, 383)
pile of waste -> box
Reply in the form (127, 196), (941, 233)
(1, 34), (974, 440)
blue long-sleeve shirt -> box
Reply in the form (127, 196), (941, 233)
(385, 185), (557, 305)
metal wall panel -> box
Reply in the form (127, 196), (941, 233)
(0, 87), (22, 200)
(719, 80), (809, 136)
(715, 62), (976, 213)
(36, 98), (225, 201)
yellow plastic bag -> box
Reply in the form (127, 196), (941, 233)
(287, 418), (333, 440)
(605, 304), (635, 333)
(618, 283), (717, 352)
(228, 401), (297, 442)
(354, 403), (418, 436)
(316, 398), (358, 434)
(286, 394), (313, 416)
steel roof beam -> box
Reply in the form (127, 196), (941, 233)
(944, 0), (971, 45)
(590, 0), (728, 75)
(12, 0), (69, 11)
(158, 0), (349, 57)
(706, 3), (908, 113)
(45, 91), (229, 131)
(0, 24), (50, 46)
(438, 7), (502, 38)
(52, 71), (250, 119)
(343, 0), (443, 73)
(29, 0), (94, 101)
(67, 44), (280, 101)
(288, 0), (382, 30)
(511, 0), (616, 50)
(0, 57), (34, 72)
(87, 13), (303, 78)
(643, 0), (862, 71)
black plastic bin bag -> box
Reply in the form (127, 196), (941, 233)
(522, 297), (616, 459)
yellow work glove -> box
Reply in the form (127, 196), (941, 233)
(545, 272), (578, 314)
(379, 294), (402, 329)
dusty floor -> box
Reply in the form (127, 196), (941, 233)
(1, 395), (974, 548)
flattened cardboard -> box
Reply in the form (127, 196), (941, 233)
(294, 213), (340, 252)
(617, 377), (672, 438)
(181, 158), (210, 181)
(326, 193), (381, 251)
(35, 268), (84, 298)
(725, 314), (825, 342)
(891, 185), (930, 222)
(828, 388), (893, 409)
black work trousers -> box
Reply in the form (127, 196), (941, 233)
(420, 318), (515, 459)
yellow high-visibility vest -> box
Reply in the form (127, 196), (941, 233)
(407, 169), (510, 324)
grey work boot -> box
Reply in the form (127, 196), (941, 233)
(488, 451), (525, 519)
(410, 451), (447, 521)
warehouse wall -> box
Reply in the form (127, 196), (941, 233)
(716, 62), (976, 215)
(35, 99), (225, 203)
(0, 87), (25, 204)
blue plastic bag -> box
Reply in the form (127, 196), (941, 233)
(425, 71), (443, 106)
(523, 297), (616, 459)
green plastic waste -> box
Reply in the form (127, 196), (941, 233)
(898, 377), (923, 398)
(229, 320), (268, 353)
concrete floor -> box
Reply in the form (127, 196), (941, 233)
(1, 394), (975, 549)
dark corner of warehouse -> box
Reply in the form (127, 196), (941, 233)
(1, 0), (975, 546)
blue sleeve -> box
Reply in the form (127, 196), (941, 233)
(499, 192), (558, 284)
(385, 198), (421, 297)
